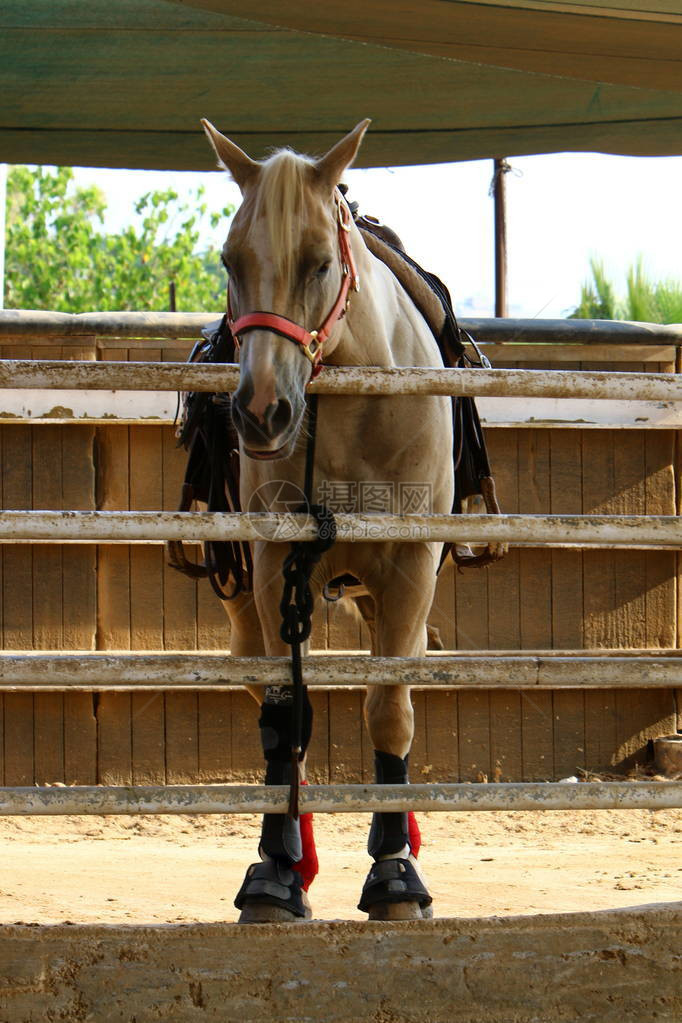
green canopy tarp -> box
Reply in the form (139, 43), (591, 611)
(2, 0), (681, 169)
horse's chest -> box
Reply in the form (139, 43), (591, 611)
(315, 395), (449, 479)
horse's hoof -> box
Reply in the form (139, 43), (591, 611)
(367, 899), (424, 921)
(420, 902), (434, 919)
(234, 861), (310, 923)
(238, 896), (312, 924)
(358, 858), (433, 919)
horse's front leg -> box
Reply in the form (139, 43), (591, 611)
(359, 543), (438, 921)
(234, 542), (318, 924)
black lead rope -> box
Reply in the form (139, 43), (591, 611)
(279, 393), (336, 819)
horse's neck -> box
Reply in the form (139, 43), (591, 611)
(329, 237), (439, 370)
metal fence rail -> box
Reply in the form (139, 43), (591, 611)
(0, 782), (679, 816)
(0, 510), (678, 548)
(0, 651), (679, 690)
(0, 310), (678, 822)
(1, 310), (680, 345)
(0, 359), (680, 401)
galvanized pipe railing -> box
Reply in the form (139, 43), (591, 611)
(0, 651), (679, 690)
(0, 782), (679, 815)
(0, 511), (677, 548)
(0, 360), (679, 401)
(1, 310), (680, 344)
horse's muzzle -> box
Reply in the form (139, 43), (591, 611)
(232, 392), (299, 458)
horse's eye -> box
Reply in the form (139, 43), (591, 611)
(221, 255), (233, 274)
(315, 261), (331, 278)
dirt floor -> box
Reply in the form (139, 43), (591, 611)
(0, 805), (680, 924)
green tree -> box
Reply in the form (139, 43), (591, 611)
(571, 257), (682, 323)
(4, 166), (233, 312)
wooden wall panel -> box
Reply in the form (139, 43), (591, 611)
(0, 342), (677, 786)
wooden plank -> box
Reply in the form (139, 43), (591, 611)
(614, 362), (676, 768)
(644, 428), (677, 648)
(486, 430), (520, 651)
(31, 399), (63, 787)
(426, 557), (459, 782)
(161, 349), (200, 783)
(479, 343), (677, 364)
(425, 688), (458, 782)
(63, 694), (97, 786)
(3, 694), (33, 787)
(229, 689), (261, 783)
(457, 691), (491, 781)
(306, 690), (330, 784)
(197, 691), (232, 783)
(518, 430), (552, 648)
(581, 415), (616, 774)
(551, 411), (585, 778)
(409, 690), (428, 783)
(164, 691), (199, 784)
(128, 417), (167, 786)
(1, 374), (35, 784)
(95, 350), (132, 785)
(161, 418), (199, 781)
(1, 348), (34, 780)
(31, 421), (64, 785)
(584, 689), (619, 774)
(550, 429), (583, 649)
(131, 692), (166, 785)
(485, 429), (523, 781)
(328, 690), (364, 783)
(33, 692), (64, 784)
(129, 423), (164, 648)
(197, 573), (231, 651)
(490, 689), (524, 782)
(521, 692), (554, 781)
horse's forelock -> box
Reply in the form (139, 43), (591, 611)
(248, 149), (316, 287)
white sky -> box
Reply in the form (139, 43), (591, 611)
(73, 152), (682, 318)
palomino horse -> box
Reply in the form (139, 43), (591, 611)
(202, 117), (453, 922)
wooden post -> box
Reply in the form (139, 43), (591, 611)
(493, 158), (510, 318)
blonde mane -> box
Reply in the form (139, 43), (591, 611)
(249, 148), (315, 287)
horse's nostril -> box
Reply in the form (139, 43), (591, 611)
(265, 398), (293, 436)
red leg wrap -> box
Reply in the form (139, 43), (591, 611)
(408, 811), (421, 858)
(293, 782), (319, 891)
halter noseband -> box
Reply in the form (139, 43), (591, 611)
(227, 191), (360, 380)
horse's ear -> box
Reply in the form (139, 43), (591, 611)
(201, 119), (259, 191)
(315, 119), (371, 194)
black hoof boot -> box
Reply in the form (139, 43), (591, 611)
(235, 860), (310, 923)
(358, 858), (432, 919)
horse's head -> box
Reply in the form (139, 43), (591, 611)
(202, 117), (370, 460)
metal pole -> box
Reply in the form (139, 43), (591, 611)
(0, 361), (678, 401)
(0, 781), (678, 815)
(493, 158), (509, 318)
(0, 651), (678, 691)
(0, 510), (678, 547)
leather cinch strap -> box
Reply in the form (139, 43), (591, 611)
(228, 191), (359, 380)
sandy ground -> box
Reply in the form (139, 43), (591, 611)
(0, 807), (680, 924)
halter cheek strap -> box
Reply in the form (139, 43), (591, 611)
(227, 192), (360, 380)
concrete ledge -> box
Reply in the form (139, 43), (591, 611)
(0, 905), (680, 1022)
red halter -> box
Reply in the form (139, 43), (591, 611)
(227, 191), (359, 380)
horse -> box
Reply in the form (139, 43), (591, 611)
(201, 117), (454, 923)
